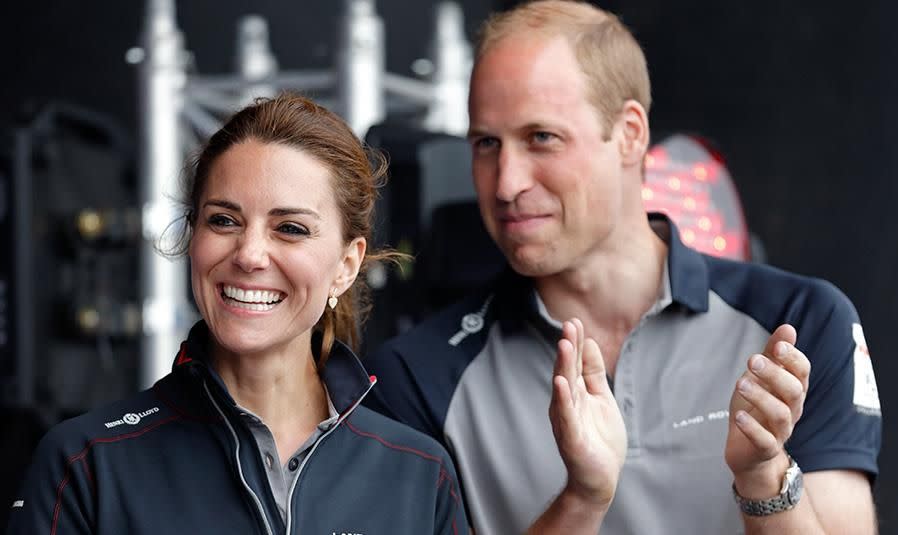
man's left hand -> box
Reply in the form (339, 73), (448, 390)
(725, 324), (810, 496)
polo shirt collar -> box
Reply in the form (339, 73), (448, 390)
(496, 212), (710, 334)
(651, 212), (709, 313)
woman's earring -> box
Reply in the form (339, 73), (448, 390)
(328, 289), (338, 310)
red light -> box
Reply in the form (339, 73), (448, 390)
(645, 146), (668, 169)
(642, 134), (750, 261)
(693, 165), (708, 181)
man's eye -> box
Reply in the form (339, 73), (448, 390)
(472, 137), (499, 151)
(208, 214), (236, 227)
(277, 223), (309, 236)
(532, 131), (556, 143)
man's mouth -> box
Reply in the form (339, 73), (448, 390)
(499, 213), (551, 231)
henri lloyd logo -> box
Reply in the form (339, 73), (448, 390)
(105, 407), (160, 429)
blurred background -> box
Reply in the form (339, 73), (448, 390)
(1, 0), (895, 530)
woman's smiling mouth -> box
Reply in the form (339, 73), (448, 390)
(220, 284), (286, 312)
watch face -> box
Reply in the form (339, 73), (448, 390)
(786, 470), (804, 505)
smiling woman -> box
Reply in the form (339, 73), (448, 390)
(172, 94), (391, 363)
(7, 94), (469, 535)
(189, 140), (361, 371)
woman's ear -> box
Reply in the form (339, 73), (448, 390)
(617, 99), (650, 168)
(332, 237), (367, 296)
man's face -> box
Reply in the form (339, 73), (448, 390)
(468, 34), (629, 277)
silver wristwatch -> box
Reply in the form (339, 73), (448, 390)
(732, 457), (803, 516)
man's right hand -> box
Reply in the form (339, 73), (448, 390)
(549, 318), (627, 509)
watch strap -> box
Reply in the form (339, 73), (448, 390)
(732, 457), (803, 516)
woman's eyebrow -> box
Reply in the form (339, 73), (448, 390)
(269, 207), (320, 219)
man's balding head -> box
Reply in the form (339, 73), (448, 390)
(475, 0), (651, 139)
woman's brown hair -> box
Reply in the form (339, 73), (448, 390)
(171, 93), (396, 364)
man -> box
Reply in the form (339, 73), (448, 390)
(364, 1), (881, 533)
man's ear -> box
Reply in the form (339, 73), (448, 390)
(617, 99), (650, 168)
(332, 237), (367, 297)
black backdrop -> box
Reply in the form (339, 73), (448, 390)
(2, 0), (896, 529)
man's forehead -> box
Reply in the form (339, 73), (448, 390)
(470, 37), (589, 107)
(477, 31), (574, 69)
(472, 34), (584, 92)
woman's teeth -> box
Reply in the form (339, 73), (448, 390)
(221, 285), (284, 311)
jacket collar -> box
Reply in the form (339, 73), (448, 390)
(172, 321), (375, 415)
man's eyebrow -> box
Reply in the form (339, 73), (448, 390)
(466, 127), (492, 139)
(467, 121), (561, 139)
(520, 121), (560, 132)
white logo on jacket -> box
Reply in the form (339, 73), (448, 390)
(105, 406), (160, 429)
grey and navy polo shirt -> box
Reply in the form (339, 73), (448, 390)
(364, 214), (882, 535)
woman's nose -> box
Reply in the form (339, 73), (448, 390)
(232, 231), (270, 272)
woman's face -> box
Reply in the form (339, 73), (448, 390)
(188, 140), (363, 358)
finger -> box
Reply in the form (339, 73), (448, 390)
(770, 341), (811, 393)
(762, 324), (797, 359)
(549, 375), (576, 448)
(556, 337), (578, 401)
(554, 321), (575, 377)
(736, 375), (796, 441)
(733, 410), (781, 460)
(572, 318), (585, 378)
(582, 338), (611, 396)
(746, 354), (805, 419)
(550, 375), (574, 416)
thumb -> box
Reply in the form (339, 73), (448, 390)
(763, 324), (797, 357)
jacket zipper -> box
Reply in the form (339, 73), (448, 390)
(284, 379), (376, 534)
(204, 381), (275, 535)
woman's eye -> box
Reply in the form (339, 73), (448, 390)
(208, 214), (236, 227)
(277, 222), (309, 236)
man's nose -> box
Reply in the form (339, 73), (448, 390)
(495, 147), (533, 202)
(232, 229), (270, 272)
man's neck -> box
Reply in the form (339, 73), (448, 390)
(534, 221), (668, 373)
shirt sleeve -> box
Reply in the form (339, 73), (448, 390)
(5, 429), (94, 535)
(786, 280), (882, 479)
(434, 447), (470, 535)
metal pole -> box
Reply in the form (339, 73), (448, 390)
(138, 0), (192, 388)
(12, 131), (34, 405)
(425, 1), (471, 136)
(236, 15), (279, 105)
(337, 0), (385, 136)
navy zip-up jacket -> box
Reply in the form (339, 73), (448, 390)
(7, 323), (467, 534)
